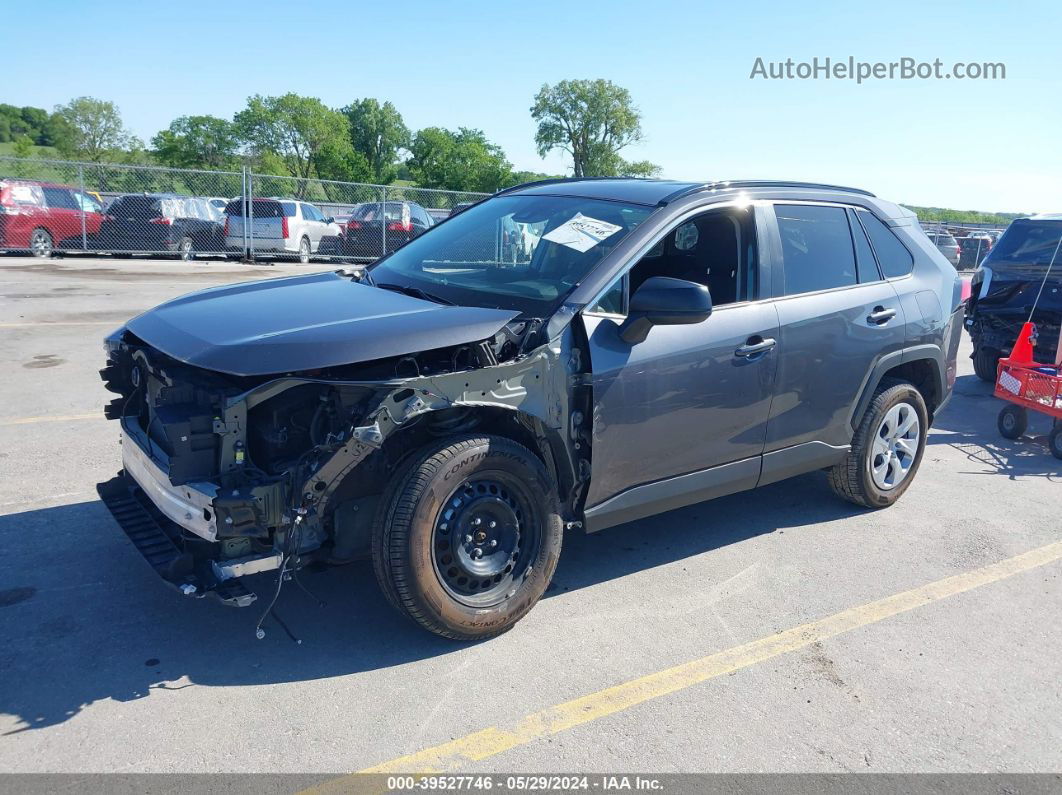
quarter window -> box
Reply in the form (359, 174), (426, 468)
(776, 204), (857, 295)
(847, 208), (881, 283)
(857, 209), (914, 278)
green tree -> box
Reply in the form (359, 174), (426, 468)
(152, 115), (241, 170)
(341, 98), (410, 184)
(235, 94), (351, 188)
(11, 134), (34, 158)
(531, 79), (658, 178)
(407, 127), (512, 192)
(53, 96), (140, 162)
(312, 141), (373, 193)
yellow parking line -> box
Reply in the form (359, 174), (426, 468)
(312, 539), (1062, 783)
(0, 413), (101, 426)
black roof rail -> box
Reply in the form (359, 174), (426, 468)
(663, 180), (876, 203)
(494, 176), (661, 196)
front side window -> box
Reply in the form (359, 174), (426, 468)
(776, 204), (857, 295)
(370, 195), (653, 316)
(589, 207), (757, 315)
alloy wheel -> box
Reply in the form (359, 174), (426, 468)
(869, 402), (921, 491)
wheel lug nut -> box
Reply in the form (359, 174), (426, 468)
(489, 521), (496, 528)
(489, 539), (498, 548)
(464, 535), (473, 544)
(472, 548), (483, 558)
(473, 517), (482, 526)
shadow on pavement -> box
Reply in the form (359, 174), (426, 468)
(930, 374), (1060, 481)
(0, 470), (859, 734)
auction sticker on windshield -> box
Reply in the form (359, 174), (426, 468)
(542, 213), (623, 253)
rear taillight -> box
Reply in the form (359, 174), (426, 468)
(149, 217), (173, 225)
(224, 216), (229, 236)
(281, 216), (289, 238)
(387, 221), (413, 233)
(346, 220), (361, 230)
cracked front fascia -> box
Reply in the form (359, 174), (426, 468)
(275, 334), (580, 511)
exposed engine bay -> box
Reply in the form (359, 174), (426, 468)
(97, 281), (591, 626)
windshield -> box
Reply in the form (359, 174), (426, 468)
(984, 219), (1062, 276)
(369, 195), (653, 315)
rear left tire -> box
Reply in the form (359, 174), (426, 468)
(177, 237), (194, 261)
(828, 379), (929, 509)
(298, 236), (311, 264)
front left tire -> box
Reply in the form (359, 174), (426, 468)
(371, 434), (563, 640)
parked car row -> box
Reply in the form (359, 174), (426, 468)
(0, 177), (458, 263)
(922, 225), (1002, 269)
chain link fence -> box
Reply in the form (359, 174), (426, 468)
(0, 155), (488, 263)
(0, 153), (1015, 271)
(920, 220), (1006, 271)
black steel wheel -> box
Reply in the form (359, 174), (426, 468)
(431, 474), (540, 608)
(372, 434), (563, 640)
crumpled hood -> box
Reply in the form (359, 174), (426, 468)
(126, 271), (519, 376)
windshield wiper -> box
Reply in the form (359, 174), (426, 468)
(374, 281), (454, 306)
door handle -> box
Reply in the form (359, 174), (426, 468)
(735, 337), (777, 357)
(867, 306), (897, 324)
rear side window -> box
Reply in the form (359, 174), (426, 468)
(281, 202), (297, 217)
(776, 204), (857, 295)
(224, 199), (285, 218)
(858, 210), (914, 277)
(41, 187), (80, 210)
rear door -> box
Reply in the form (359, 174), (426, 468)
(40, 187), (84, 249)
(762, 202), (906, 465)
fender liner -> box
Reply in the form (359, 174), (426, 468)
(847, 344), (946, 434)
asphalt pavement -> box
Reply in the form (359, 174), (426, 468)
(0, 256), (1058, 775)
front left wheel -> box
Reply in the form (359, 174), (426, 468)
(371, 435), (563, 640)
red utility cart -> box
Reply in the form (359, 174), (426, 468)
(994, 321), (1062, 459)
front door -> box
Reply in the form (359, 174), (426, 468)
(581, 206), (779, 530)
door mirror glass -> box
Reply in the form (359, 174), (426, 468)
(620, 276), (713, 344)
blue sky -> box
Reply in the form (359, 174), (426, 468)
(6, 0), (1060, 212)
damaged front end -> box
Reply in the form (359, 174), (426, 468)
(97, 306), (587, 609)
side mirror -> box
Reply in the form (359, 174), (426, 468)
(619, 276), (713, 344)
(325, 216), (335, 224)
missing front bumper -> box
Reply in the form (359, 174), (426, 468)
(97, 473), (258, 607)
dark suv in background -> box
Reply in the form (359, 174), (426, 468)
(966, 215), (1062, 380)
(98, 178), (962, 640)
(99, 194), (224, 260)
(340, 200), (434, 259)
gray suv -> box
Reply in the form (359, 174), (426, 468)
(97, 179), (963, 640)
